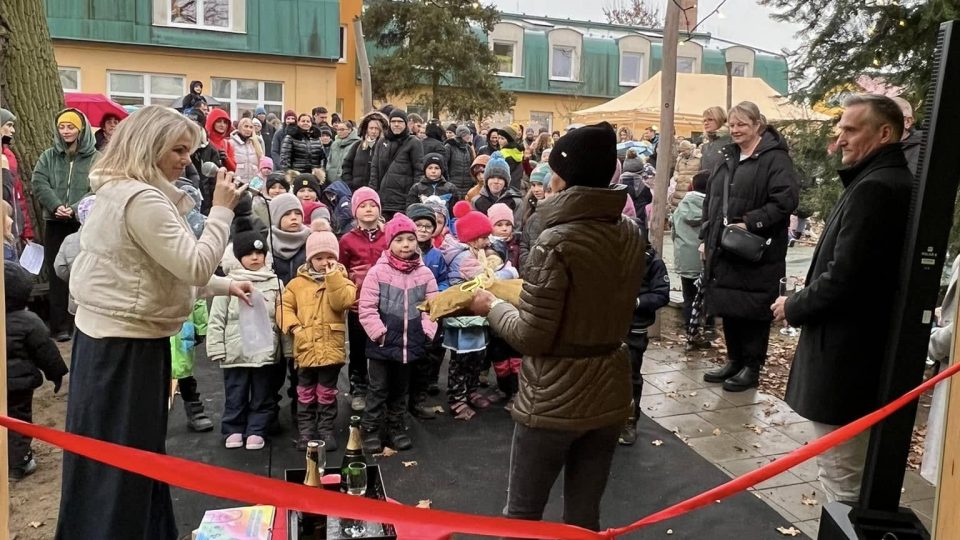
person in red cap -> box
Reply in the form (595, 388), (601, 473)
(440, 201), (518, 420)
(471, 121), (647, 531)
(357, 213), (438, 452)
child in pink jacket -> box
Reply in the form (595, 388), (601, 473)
(358, 213), (438, 453)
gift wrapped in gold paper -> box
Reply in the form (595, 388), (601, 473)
(418, 271), (523, 321)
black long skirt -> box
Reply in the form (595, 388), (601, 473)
(55, 331), (178, 540)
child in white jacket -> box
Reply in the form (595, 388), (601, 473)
(207, 218), (284, 450)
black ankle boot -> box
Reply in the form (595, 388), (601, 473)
(703, 360), (743, 383)
(722, 366), (760, 392)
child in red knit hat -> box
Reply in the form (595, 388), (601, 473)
(440, 202), (518, 420)
(358, 214), (439, 452)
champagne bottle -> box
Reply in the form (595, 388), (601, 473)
(341, 416), (366, 476)
(304, 440), (321, 487)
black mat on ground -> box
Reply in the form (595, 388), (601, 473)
(167, 350), (805, 539)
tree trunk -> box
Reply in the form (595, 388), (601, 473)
(0, 0), (67, 238)
(430, 71), (442, 120)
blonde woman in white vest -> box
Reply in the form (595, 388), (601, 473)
(56, 105), (253, 540)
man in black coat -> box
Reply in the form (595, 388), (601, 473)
(773, 94), (913, 503)
(369, 109), (424, 218)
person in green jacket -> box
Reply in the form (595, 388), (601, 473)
(326, 122), (360, 182)
(171, 299), (213, 432)
(670, 170), (715, 351)
(32, 108), (99, 342)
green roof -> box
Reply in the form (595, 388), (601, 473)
(47, 0), (342, 60)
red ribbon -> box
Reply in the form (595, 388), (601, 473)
(2, 360), (956, 539)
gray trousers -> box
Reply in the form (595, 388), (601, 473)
(504, 422), (621, 531)
(812, 422), (870, 503)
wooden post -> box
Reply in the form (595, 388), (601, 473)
(935, 290), (960, 535)
(648, 0), (681, 339)
(0, 202), (9, 538)
(353, 17), (373, 113)
(725, 62), (734, 112)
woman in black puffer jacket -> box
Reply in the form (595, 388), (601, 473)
(444, 126), (475, 197)
(341, 110), (388, 191)
(280, 113), (326, 173)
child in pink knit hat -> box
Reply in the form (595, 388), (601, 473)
(278, 220), (357, 451)
(487, 202), (520, 269)
(339, 186), (387, 411)
(357, 214), (439, 452)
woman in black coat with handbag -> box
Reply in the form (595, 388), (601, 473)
(341, 110), (388, 191)
(700, 101), (799, 392)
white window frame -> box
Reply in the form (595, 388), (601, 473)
(551, 46), (576, 81)
(619, 52), (645, 86)
(493, 40), (519, 77)
(529, 111), (553, 132)
(677, 56), (697, 74)
(153, 0), (246, 34)
(339, 26), (348, 63)
(211, 78), (284, 119)
(107, 71), (184, 107)
(730, 62), (749, 77)
(58, 67), (81, 93)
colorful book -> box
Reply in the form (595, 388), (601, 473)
(196, 505), (275, 540)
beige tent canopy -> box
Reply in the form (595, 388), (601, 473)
(572, 73), (830, 136)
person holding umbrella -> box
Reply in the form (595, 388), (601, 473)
(32, 108), (99, 342)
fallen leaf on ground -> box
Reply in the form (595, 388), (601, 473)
(776, 526), (801, 536)
(417, 499), (432, 508)
(666, 529), (674, 535)
(431, 406), (445, 414)
(801, 493), (818, 506)
(28, 522), (43, 529)
(712, 428), (722, 436)
(651, 439), (664, 446)
(752, 443), (762, 449)
(402, 461), (418, 467)
(689, 391), (698, 396)
(374, 447), (398, 457)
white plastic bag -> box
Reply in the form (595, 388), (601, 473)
(238, 288), (274, 357)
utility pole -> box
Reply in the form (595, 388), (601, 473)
(648, 0), (681, 338)
(353, 17), (373, 112)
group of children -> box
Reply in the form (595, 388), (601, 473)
(5, 137), (678, 480)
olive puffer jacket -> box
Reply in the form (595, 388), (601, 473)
(488, 185), (647, 430)
(278, 264), (357, 368)
(369, 128), (424, 213)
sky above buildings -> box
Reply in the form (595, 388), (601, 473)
(490, 0), (803, 56)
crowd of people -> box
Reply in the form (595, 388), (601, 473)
(0, 88), (931, 537)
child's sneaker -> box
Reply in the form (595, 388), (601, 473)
(245, 435), (265, 450)
(451, 401), (476, 421)
(9, 458), (37, 480)
(468, 391), (491, 410)
(225, 433), (244, 449)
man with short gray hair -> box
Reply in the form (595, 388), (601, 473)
(772, 94), (913, 503)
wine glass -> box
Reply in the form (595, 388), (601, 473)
(779, 277), (800, 337)
(342, 462), (368, 537)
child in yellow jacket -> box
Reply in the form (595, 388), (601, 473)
(279, 220), (357, 451)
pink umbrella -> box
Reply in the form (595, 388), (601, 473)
(63, 93), (129, 128)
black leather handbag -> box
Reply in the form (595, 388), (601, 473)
(719, 170), (771, 263)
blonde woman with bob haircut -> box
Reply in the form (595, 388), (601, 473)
(699, 105), (732, 174)
(699, 100), (799, 393)
(56, 105), (254, 540)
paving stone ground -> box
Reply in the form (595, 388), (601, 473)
(639, 342), (937, 537)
